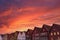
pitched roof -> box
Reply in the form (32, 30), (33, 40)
(26, 29), (33, 35)
(51, 24), (60, 30)
(52, 24), (60, 27)
(42, 24), (51, 31)
(34, 27), (42, 31)
(27, 29), (33, 32)
(33, 27), (42, 33)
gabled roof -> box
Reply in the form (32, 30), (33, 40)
(26, 29), (33, 35)
(42, 24), (51, 31)
(27, 29), (33, 32)
(33, 27), (42, 33)
(34, 27), (42, 31)
(51, 24), (60, 30)
(52, 24), (60, 27)
(15, 31), (19, 33)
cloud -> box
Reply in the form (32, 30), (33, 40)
(30, 8), (60, 25)
(0, 0), (60, 33)
(0, 0), (60, 13)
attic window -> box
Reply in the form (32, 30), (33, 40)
(57, 32), (59, 35)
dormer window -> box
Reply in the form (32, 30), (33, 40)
(57, 32), (59, 35)
(54, 32), (56, 35)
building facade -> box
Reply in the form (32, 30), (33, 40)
(0, 24), (60, 40)
(40, 24), (51, 40)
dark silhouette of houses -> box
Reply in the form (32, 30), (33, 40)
(49, 24), (60, 40)
(8, 31), (19, 40)
(26, 29), (33, 40)
(0, 24), (60, 40)
(40, 24), (51, 40)
(32, 27), (42, 40)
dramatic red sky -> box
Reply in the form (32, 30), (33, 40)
(0, 0), (60, 34)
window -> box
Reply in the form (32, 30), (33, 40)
(51, 33), (53, 36)
(40, 37), (48, 40)
(35, 33), (39, 36)
(54, 32), (56, 35)
(57, 32), (59, 35)
(40, 32), (47, 36)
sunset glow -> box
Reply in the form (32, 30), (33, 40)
(0, 0), (60, 34)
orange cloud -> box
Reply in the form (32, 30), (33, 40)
(0, 0), (60, 34)
(0, 6), (60, 34)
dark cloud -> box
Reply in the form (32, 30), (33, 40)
(0, 0), (22, 13)
(0, 0), (60, 13)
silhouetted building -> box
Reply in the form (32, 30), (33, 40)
(17, 31), (26, 40)
(49, 24), (60, 40)
(26, 29), (33, 40)
(8, 31), (19, 40)
(40, 24), (51, 40)
(32, 27), (42, 40)
(1, 24), (60, 40)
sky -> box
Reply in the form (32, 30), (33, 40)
(0, 0), (60, 34)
